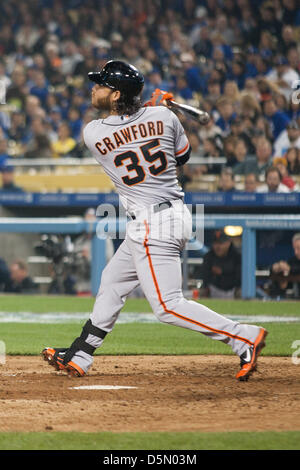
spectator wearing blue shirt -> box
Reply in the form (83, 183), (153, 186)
(245, 47), (259, 78)
(29, 71), (49, 107)
(0, 166), (24, 193)
(263, 98), (291, 141)
(180, 52), (204, 94)
(175, 76), (194, 101)
(142, 69), (171, 102)
(68, 107), (83, 142)
(215, 97), (236, 136)
(230, 59), (247, 90)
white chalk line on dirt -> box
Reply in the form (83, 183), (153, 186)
(70, 385), (138, 390)
(0, 312), (299, 324)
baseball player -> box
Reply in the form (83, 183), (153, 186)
(42, 60), (267, 381)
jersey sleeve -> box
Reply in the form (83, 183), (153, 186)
(83, 120), (102, 163)
(171, 112), (191, 158)
(82, 121), (95, 152)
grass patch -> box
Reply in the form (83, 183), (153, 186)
(0, 322), (298, 356)
(0, 295), (300, 317)
(0, 430), (299, 450)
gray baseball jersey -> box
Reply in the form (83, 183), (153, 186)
(83, 106), (189, 212)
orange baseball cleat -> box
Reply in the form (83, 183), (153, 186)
(42, 347), (85, 377)
(236, 328), (268, 381)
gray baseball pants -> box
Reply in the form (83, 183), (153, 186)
(73, 200), (260, 372)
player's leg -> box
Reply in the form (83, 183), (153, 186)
(127, 208), (266, 379)
(42, 238), (139, 375)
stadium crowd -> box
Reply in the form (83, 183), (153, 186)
(0, 0), (300, 192)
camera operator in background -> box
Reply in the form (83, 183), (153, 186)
(35, 234), (77, 295)
(73, 208), (95, 295)
(269, 233), (300, 299)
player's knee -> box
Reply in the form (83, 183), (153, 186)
(153, 296), (182, 323)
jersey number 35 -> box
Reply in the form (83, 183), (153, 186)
(114, 138), (167, 186)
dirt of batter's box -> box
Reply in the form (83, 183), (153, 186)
(0, 355), (299, 433)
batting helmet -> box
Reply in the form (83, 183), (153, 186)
(88, 60), (144, 98)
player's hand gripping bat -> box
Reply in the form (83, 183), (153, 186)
(144, 88), (210, 125)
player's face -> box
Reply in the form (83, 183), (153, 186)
(212, 241), (230, 257)
(91, 84), (115, 111)
(266, 171), (280, 192)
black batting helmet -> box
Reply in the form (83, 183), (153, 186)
(88, 60), (144, 98)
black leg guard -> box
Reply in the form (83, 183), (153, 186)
(62, 319), (107, 365)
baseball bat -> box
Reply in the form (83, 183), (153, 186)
(167, 100), (210, 125)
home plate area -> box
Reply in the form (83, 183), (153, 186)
(0, 355), (299, 433)
(71, 385), (138, 390)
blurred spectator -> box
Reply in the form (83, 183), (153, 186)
(229, 116), (255, 153)
(215, 97), (236, 136)
(52, 122), (77, 158)
(232, 138), (249, 167)
(0, 257), (10, 292)
(198, 116), (222, 142)
(234, 136), (272, 176)
(270, 232), (300, 299)
(240, 94), (262, 123)
(287, 95), (300, 122)
(244, 172), (259, 193)
(281, 0), (300, 26)
(0, 138), (9, 168)
(223, 80), (241, 112)
(268, 56), (300, 101)
(188, 133), (201, 158)
(0, 166), (24, 192)
(0, 0), (299, 187)
(217, 167), (237, 192)
(206, 79), (222, 103)
(273, 157), (297, 191)
(7, 111), (28, 145)
(143, 68), (171, 101)
(201, 136), (224, 175)
(29, 70), (49, 106)
(273, 120), (300, 158)
(223, 135), (238, 168)
(258, 3), (282, 39)
(256, 166), (291, 193)
(230, 59), (247, 90)
(263, 98), (291, 141)
(4, 259), (38, 294)
(67, 107), (83, 142)
(24, 117), (52, 158)
(6, 67), (28, 110)
(0, 60), (11, 90)
(287, 47), (300, 75)
(285, 147), (300, 175)
(201, 230), (241, 299)
(60, 41), (83, 76)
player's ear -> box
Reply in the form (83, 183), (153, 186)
(112, 90), (121, 102)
